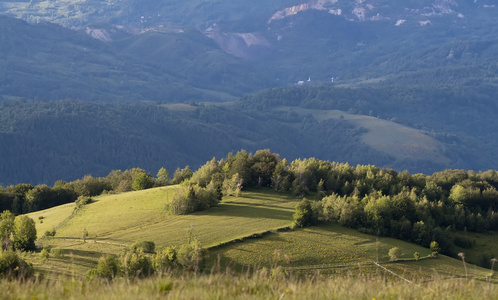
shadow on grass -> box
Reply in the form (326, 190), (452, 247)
(198, 203), (293, 221)
(226, 201), (295, 211)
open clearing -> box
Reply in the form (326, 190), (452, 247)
(31, 187), (299, 249)
(273, 106), (450, 165)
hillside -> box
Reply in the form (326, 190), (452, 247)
(2, 83), (498, 185)
(0, 2), (497, 101)
(25, 186), (496, 281)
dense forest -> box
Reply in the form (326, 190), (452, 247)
(2, 82), (498, 185)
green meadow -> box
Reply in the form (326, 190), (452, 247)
(25, 187), (495, 280)
(28, 187), (300, 276)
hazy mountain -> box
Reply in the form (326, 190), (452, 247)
(0, 1), (496, 102)
(1, 1), (498, 184)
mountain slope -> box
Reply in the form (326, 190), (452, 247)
(0, 2), (497, 102)
(4, 83), (498, 185)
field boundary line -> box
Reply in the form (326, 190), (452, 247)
(36, 204), (79, 243)
(206, 225), (292, 250)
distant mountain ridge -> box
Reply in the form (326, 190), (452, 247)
(1, 0), (496, 30)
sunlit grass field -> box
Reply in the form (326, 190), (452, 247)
(208, 224), (494, 281)
(25, 186), (497, 283)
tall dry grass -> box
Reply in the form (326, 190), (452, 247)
(1, 268), (496, 300)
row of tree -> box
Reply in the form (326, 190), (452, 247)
(0, 167), (181, 215)
(175, 150), (498, 259)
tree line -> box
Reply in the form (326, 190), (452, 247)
(0, 167), (176, 215)
(174, 149), (498, 265)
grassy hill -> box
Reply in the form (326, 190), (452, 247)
(25, 186), (497, 282)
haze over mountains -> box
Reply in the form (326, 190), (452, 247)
(0, 1), (497, 185)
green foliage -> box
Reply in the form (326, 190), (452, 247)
(39, 249), (49, 262)
(414, 252), (420, 261)
(43, 230), (56, 237)
(12, 216), (37, 251)
(75, 196), (92, 208)
(121, 251), (154, 278)
(0, 211), (14, 250)
(172, 166), (193, 184)
(130, 241), (156, 254)
(388, 247), (401, 261)
(177, 238), (203, 270)
(292, 198), (315, 228)
(223, 173), (243, 196)
(0, 250), (34, 279)
(156, 167), (170, 186)
(50, 247), (64, 259)
(166, 182), (221, 215)
(154, 246), (178, 271)
(94, 255), (121, 281)
(430, 241), (440, 258)
(132, 172), (155, 191)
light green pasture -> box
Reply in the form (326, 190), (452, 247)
(209, 224), (494, 280)
(32, 187), (298, 249)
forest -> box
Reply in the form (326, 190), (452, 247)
(2, 82), (498, 186)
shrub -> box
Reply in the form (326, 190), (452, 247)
(388, 247), (401, 261)
(293, 198), (316, 228)
(95, 255), (121, 280)
(177, 238), (203, 270)
(44, 229), (56, 237)
(50, 247), (64, 258)
(154, 246), (177, 272)
(39, 249), (49, 261)
(166, 183), (221, 215)
(430, 241), (440, 258)
(75, 196), (92, 208)
(0, 251), (34, 279)
(121, 251), (154, 278)
(130, 241), (156, 254)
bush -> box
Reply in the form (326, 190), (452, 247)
(430, 241), (440, 258)
(0, 251), (34, 279)
(75, 196), (92, 208)
(177, 238), (203, 270)
(50, 247), (64, 258)
(388, 247), (401, 261)
(39, 249), (49, 261)
(44, 229), (56, 237)
(166, 183), (221, 215)
(130, 241), (156, 254)
(121, 251), (154, 278)
(293, 198), (316, 228)
(154, 246), (177, 272)
(94, 255), (121, 280)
